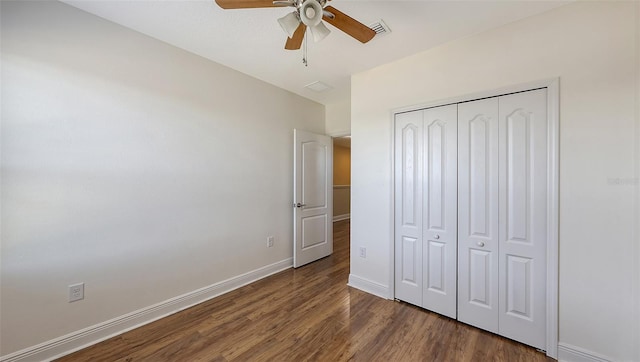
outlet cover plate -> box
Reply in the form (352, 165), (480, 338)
(69, 283), (84, 302)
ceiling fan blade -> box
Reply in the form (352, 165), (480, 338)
(215, 0), (281, 9)
(322, 6), (375, 43)
(285, 23), (306, 50)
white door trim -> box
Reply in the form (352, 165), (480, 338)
(389, 78), (559, 359)
(545, 79), (560, 359)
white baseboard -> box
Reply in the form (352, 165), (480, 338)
(333, 213), (350, 222)
(0, 258), (293, 362)
(347, 274), (390, 299)
(558, 343), (613, 362)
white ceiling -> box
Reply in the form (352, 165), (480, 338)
(62, 0), (569, 106)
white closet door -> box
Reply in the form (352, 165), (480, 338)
(457, 98), (500, 333)
(395, 88), (551, 352)
(498, 89), (547, 349)
(394, 110), (423, 306)
(422, 105), (458, 319)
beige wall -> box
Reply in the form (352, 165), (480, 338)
(333, 186), (351, 219)
(333, 144), (351, 218)
(0, 1), (325, 356)
(325, 100), (351, 136)
(333, 144), (351, 186)
(350, 2), (639, 361)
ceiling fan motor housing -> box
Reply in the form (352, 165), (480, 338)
(299, 0), (323, 27)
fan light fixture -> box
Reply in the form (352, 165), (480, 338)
(280, 0), (330, 43)
(299, 0), (322, 27)
(215, 0), (378, 66)
(278, 12), (300, 38)
(309, 21), (330, 42)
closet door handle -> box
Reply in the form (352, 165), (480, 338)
(434, 234), (440, 240)
(477, 241), (485, 247)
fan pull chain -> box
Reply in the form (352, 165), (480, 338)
(302, 29), (308, 67)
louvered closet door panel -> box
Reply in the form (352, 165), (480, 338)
(422, 104), (457, 319)
(394, 110), (424, 306)
(457, 98), (500, 333)
(498, 89), (547, 349)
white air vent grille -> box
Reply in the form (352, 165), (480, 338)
(304, 81), (333, 93)
(369, 19), (391, 37)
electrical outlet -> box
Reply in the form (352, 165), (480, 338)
(267, 236), (274, 248)
(359, 247), (366, 258)
(68, 283), (84, 303)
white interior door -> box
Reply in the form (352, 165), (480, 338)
(394, 88), (552, 352)
(422, 104), (458, 319)
(457, 97), (500, 334)
(394, 111), (424, 306)
(293, 129), (333, 268)
(498, 89), (547, 349)
(394, 104), (457, 318)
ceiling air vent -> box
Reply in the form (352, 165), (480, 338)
(304, 81), (333, 93)
(369, 19), (391, 37)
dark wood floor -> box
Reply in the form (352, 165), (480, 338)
(58, 220), (552, 361)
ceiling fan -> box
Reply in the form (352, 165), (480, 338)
(214, 0), (376, 50)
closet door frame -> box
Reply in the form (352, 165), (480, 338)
(389, 78), (559, 359)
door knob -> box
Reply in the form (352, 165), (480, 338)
(295, 203), (306, 208)
(477, 241), (485, 247)
(434, 234), (440, 239)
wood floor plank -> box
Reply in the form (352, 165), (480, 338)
(57, 220), (553, 362)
